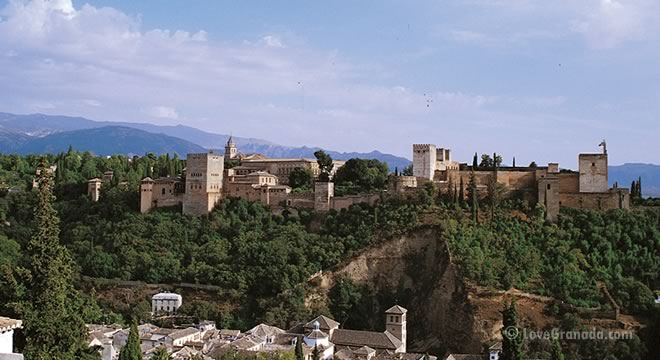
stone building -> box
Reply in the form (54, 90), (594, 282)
(183, 152), (225, 216)
(152, 292), (183, 315)
(411, 142), (629, 222)
(0, 316), (22, 359)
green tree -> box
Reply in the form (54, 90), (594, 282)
(402, 164), (413, 176)
(289, 167), (314, 191)
(152, 346), (171, 360)
(10, 160), (91, 359)
(458, 177), (465, 205)
(334, 158), (389, 194)
(468, 171), (479, 223)
(311, 344), (320, 360)
(500, 300), (523, 360)
(295, 336), (304, 360)
(119, 319), (143, 360)
(550, 339), (564, 360)
(472, 152), (478, 169)
(314, 150), (334, 182)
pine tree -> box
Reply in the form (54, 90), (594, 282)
(18, 160), (91, 359)
(550, 339), (564, 360)
(468, 171), (479, 223)
(512, 157), (516, 168)
(119, 319), (143, 360)
(472, 152), (478, 169)
(295, 336), (304, 360)
(500, 300), (523, 360)
(631, 180), (637, 198)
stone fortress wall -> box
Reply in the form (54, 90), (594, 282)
(408, 141), (629, 221)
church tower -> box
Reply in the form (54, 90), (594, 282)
(385, 305), (407, 352)
(225, 136), (238, 160)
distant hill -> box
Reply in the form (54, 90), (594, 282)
(0, 112), (411, 169)
(16, 126), (205, 156)
(610, 163), (660, 198)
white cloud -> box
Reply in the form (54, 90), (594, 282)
(143, 106), (179, 120)
(572, 0), (655, 49)
(259, 35), (285, 48)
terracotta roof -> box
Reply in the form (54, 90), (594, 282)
(331, 329), (402, 350)
(385, 305), (407, 314)
(305, 315), (340, 331)
(0, 316), (22, 333)
(246, 324), (285, 338)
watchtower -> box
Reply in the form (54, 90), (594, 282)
(183, 152), (224, 215)
(87, 178), (102, 202)
(385, 305), (407, 353)
(578, 143), (608, 193)
(140, 177), (154, 213)
(412, 144), (436, 180)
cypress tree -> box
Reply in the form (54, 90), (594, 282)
(500, 300), (523, 360)
(472, 152), (478, 169)
(638, 177), (642, 199)
(512, 157), (516, 168)
(468, 171), (479, 223)
(119, 319), (143, 360)
(458, 177), (465, 205)
(631, 180), (637, 198)
(295, 336), (304, 360)
(312, 344), (320, 360)
(18, 160), (90, 359)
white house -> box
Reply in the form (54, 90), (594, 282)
(0, 316), (23, 360)
(152, 293), (183, 315)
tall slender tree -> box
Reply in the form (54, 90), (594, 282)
(311, 344), (320, 360)
(500, 300), (523, 360)
(550, 339), (564, 360)
(13, 160), (91, 359)
(119, 319), (143, 360)
(295, 336), (304, 360)
(468, 171), (479, 223)
(472, 152), (478, 169)
(458, 177), (465, 205)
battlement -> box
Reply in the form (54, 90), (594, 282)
(412, 144), (435, 151)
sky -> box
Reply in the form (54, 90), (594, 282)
(0, 0), (659, 167)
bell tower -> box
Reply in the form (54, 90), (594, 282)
(225, 136), (238, 160)
(385, 305), (407, 352)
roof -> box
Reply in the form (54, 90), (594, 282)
(353, 346), (376, 355)
(247, 171), (277, 177)
(152, 292), (182, 300)
(88, 178), (102, 182)
(489, 342), (503, 351)
(246, 324), (285, 338)
(169, 327), (199, 340)
(331, 329), (402, 350)
(231, 335), (262, 350)
(219, 329), (241, 337)
(305, 315), (340, 331)
(385, 305), (408, 314)
(0, 316), (22, 333)
(305, 329), (328, 340)
(141, 177), (154, 182)
(444, 355), (484, 360)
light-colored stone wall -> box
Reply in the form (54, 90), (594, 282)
(579, 154), (608, 193)
(538, 177), (560, 222)
(314, 182), (334, 211)
(330, 193), (380, 211)
(88, 179), (102, 202)
(560, 189), (630, 210)
(413, 144), (436, 180)
(558, 172), (579, 193)
(183, 153), (224, 216)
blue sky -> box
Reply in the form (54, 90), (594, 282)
(0, 0), (659, 167)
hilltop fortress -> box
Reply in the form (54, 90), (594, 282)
(87, 138), (630, 220)
(407, 142), (629, 221)
(135, 137), (352, 216)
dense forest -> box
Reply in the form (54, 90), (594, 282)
(0, 150), (659, 360)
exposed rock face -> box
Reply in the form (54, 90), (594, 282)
(314, 227), (482, 355)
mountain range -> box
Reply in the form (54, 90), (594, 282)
(0, 112), (658, 197)
(0, 112), (412, 170)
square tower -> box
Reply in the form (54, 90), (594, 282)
(412, 144), (437, 180)
(385, 305), (407, 353)
(578, 153), (608, 193)
(183, 152), (224, 216)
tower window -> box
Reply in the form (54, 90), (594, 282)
(591, 162), (596, 166)
(547, 184), (551, 190)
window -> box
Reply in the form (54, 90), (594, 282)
(162, 188), (166, 195)
(547, 184), (551, 190)
(591, 162), (596, 166)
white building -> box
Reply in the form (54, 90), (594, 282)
(0, 316), (23, 360)
(152, 293), (183, 315)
